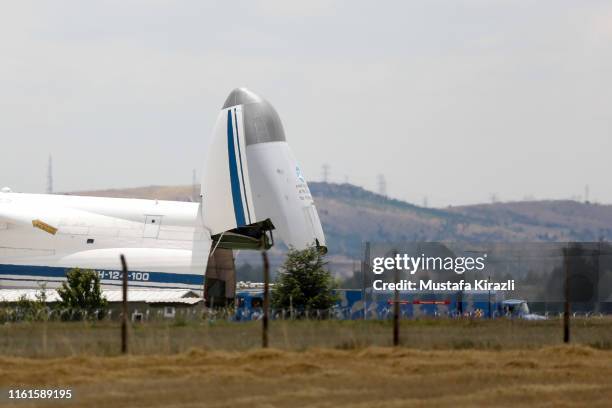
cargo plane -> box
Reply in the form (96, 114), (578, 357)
(0, 88), (326, 293)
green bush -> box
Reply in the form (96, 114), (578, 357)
(271, 246), (338, 314)
(57, 268), (107, 320)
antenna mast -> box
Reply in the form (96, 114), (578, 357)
(46, 155), (53, 194)
(377, 174), (387, 197)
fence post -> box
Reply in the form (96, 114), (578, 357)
(120, 254), (129, 354)
(393, 257), (400, 347)
(488, 274), (492, 319)
(262, 250), (270, 348)
(362, 242), (370, 320)
(563, 247), (570, 344)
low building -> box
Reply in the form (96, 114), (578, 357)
(0, 288), (204, 321)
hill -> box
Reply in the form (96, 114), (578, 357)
(73, 182), (612, 275)
(310, 183), (612, 256)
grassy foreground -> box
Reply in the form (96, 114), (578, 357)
(1, 319), (611, 407)
(0, 318), (611, 357)
(1, 345), (611, 407)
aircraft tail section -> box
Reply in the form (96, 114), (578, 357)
(201, 88), (326, 252)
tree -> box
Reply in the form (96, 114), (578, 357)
(57, 268), (107, 319)
(271, 246), (338, 313)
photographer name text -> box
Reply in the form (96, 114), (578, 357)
(372, 279), (515, 291)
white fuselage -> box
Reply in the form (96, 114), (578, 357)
(0, 192), (210, 292)
(0, 87), (327, 295)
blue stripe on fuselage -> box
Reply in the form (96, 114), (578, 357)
(0, 264), (204, 286)
(0, 276), (201, 291)
(233, 108), (251, 224)
(227, 110), (246, 226)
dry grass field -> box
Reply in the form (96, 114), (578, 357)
(1, 345), (611, 407)
(0, 319), (611, 406)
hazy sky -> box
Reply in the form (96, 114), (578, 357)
(1, 1), (610, 206)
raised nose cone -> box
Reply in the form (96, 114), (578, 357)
(223, 87), (286, 145)
(222, 88), (262, 109)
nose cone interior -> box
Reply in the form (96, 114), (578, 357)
(222, 88), (262, 109)
(222, 87), (286, 145)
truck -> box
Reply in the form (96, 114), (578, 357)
(234, 287), (518, 320)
